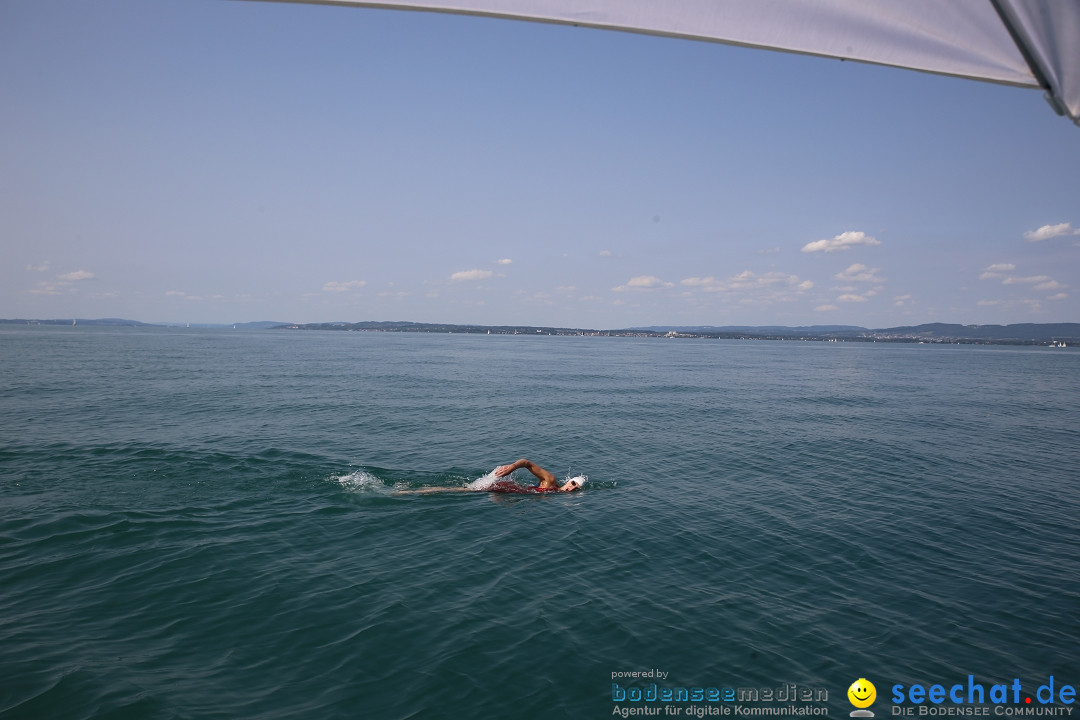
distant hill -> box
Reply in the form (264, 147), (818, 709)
(159, 321), (291, 330)
(633, 323), (1080, 342)
(0, 318), (156, 327)
(868, 323), (1080, 341)
(277, 320), (1080, 344)
(630, 325), (866, 334)
(0, 319), (291, 329)
(276, 320), (584, 335)
(3, 318), (1077, 344)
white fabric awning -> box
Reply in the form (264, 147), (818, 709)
(259, 0), (1080, 125)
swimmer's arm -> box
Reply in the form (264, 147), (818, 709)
(494, 458), (556, 486)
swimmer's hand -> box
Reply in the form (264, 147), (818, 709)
(494, 458), (529, 477)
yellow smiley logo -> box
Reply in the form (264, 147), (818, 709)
(848, 678), (876, 708)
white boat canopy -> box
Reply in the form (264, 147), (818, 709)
(255, 0), (1080, 125)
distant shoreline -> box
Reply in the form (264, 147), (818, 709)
(3, 318), (1078, 346)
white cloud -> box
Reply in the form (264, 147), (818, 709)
(172, 291), (206, 301)
(815, 304), (838, 312)
(323, 280), (367, 293)
(27, 261), (50, 272)
(1048, 293), (1068, 301)
(450, 269), (493, 282)
(1002, 275), (1052, 286)
(980, 263), (1016, 280)
(495, 258), (513, 265)
(527, 291), (553, 305)
(801, 231), (881, 253)
(729, 270), (802, 289)
(980, 267), (1064, 295)
(678, 270), (813, 306)
(834, 263), (884, 283)
(830, 263), (884, 303)
(30, 269), (95, 295)
(613, 275), (674, 291)
(1023, 223), (1079, 242)
(893, 294), (912, 307)
(29, 282), (61, 296)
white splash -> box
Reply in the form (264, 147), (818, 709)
(335, 469), (387, 493)
(465, 469), (499, 491)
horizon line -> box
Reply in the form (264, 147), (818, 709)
(4, 317), (1080, 331)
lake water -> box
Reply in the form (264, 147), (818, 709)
(1, 326), (1077, 719)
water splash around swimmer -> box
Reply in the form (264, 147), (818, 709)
(335, 469), (386, 493)
(466, 469), (500, 491)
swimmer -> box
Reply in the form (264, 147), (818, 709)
(493, 458), (584, 492)
(396, 458), (584, 495)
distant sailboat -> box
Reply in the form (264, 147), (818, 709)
(72, 319), (76, 326)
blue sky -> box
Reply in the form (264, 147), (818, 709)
(3, 0), (1078, 328)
